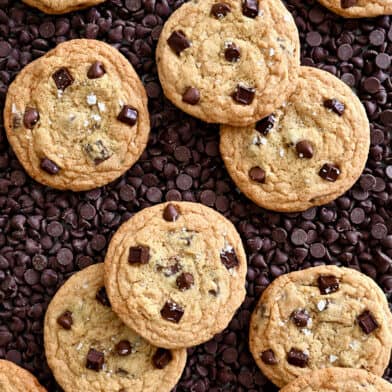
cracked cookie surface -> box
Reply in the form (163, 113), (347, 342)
(280, 368), (392, 392)
(249, 265), (392, 388)
(4, 39), (149, 191)
(317, 0), (392, 18)
(220, 66), (370, 212)
(0, 360), (47, 392)
(156, 0), (300, 125)
(104, 202), (247, 349)
(22, 0), (105, 14)
(44, 263), (186, 392)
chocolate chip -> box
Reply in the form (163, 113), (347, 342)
(86, 348), (104, 371)
(291, 309), (310, 328)
(319, 163), (341, 182)
(176, 272), (194, 291)
(341, 0), (357, 8)
(255, 115), (275, 135)
(163, 203), (180, 221)
(318, 275), (339, 294)
(287, 348), (309, 367)
(115, 340), (132, 356)
(249, 167), (265, 183)
(242, 0), (258, 18)
(232, 84), (255, 105)
(40, 158), (59, 175)
(357, 310), (379, 334)
(96, 287), (111, 307)
(157, 259), (181, 276)
(160, 300), (184, 323)
(128, 246), (150, 264)
(152, 348), (172, 369)
(87, 61), (106, 79)
(117, 105), (138, 126)
(296, 140), (314, 159)
(324, 99), (345, 115)
(23, 108), (39, 129)
(57, 310), (73, 330)
(85, 140), (112, 165)
(182, 87), (200, 105)
(167, 30), (190, 55)
(52, 67), (74, 90)
(210, 3), (231, 18)
(224, 43), (240, 62)
(261, 349), (278, 365)
(220, 248), (239, 269)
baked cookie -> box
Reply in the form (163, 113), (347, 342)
(0, 360), (47, 392)
(249, 265), (392, 388)
(22, 0), (105, 14)
(44, 263), (186, 392)
(104, 202), (247, 349)
(220, 66), (370, 212)
(4, 39), (149, 191)
(156, 0), (300, 126)
(280, 367), (392, 392)
(317, 0), (392, 18)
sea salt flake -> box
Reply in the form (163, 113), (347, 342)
(349, 340), (360, 350)
(302, 328), (312, 336)
(329, 354), (338, 363)
(91, 114), (101, 122)
(57, 90), (63, 98)
(11, 103), (17, 114)
(76, 342), (83, 351)
(279, 148), (285, 157)
(317, 300), (327, 311)
(98, 102), (106, 112)
(269, 48), (275, 57)
(87, 93), (97, 105)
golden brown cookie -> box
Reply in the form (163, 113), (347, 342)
(44, 263), (187, 392)
(220, 66), (370, 212)
(4, 39), (150, 191)
(280, 367), (392, 392)
(249, 266), (392, 388)
(317, 0), (392, 18)
(0, 360), (47, 392)
(156, 0), (300, 125)
(104, 202), (247, 349)
(22, 0), (105, 14)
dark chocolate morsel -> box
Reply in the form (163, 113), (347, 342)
(115, 340), (132, 356)
(296, 140), (314, 159)
(357, 310), (379, 334)
(160, 300), (184, 323)
(167, 30), (191, 55)
(85, 140), (112, 165)
(23, 108), (40, 129)
(261, 349), (278, 365)
(86, 348), (104, 371)
(256, 115), (275, 135)
(96, 286), (111, 307)
(176, 272), (194, 291)
(341, 0), (357, 8)
(225, 43), (240, 62)
(287, 348), (309, 367)
(163, 203), (180, 222)
(220, 248), (239, 269)
(318, 275), (340, 294)
(129, 246), (150, 264)
(249, 166), (265, 183)
(117, 105), (138, 126)
(291, 309), (310, 328)
(52, 67), (74, 90)
(57, 310), (73, 330)
(153, 348), (173, 369)
(324, 98), (345, 115)
(87, 61), (106, 79)
(182, 87), (200, 105)
(40, 158), (60, 175)
(211, 3), (231, 18)
(232, 84), (255, 105)
(242, 0), (259, 18)
(319, 163), (341, 182)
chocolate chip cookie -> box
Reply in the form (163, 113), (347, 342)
(44, 263), (186, 392)
(104, 202), (247, 349)
(280, 367), (392, 392)
(156, 0), (300, 125)
(22, 0), (105, 14)
(4, 39), (150, 191)
(249, 265), (392, 388)
(220, 66), (370, 212)
(317, 0), (392, 18)
(0, 360), (47, 392)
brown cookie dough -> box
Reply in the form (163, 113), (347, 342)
(0, 360), (47, 392)
(280, 367), (392, 392)
(317, 0), (392, 18)
(44, 263), (187, 392)
(22, 0), (105, 14)
(156, 0), (300, 125)
(249, 266), (392, 388)
(104, 202), (247, 349)
(4, 39), (150, 191)
(220, 66), (370, 212)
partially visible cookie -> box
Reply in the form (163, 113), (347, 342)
(317, 0), (392, 18)
(104, 202), (247, 349)
(220, 66), (370, 212)
(44, 263), (186, 392)
(156, 0), (300, 125)
(249, 266), (392, 388)
(22, 0), (105, 14)
(0, 360), (47, 392)
(4, 39), (150, 191)
(280, 368), (392, 392)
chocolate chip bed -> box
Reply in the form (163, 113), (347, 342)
(0, 0), (391, 391)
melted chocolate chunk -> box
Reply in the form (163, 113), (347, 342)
(117, 105), (138, 126)
(176, 272), (194, 291)
(57, 310), (73, 330)
(86, 348), (104, 371)
(296, 140), (314, 159)
(128, 246), (150, 264)
(85, 140), (112, 165)
(40, 158), (59, 175)
(160, 300), (184, 323)
(220, 248), (239, 269)
(249, 166), (265, 183)
(318, 275), (339, 294)
(287, 348), (309, 367)
(291, 309), (310, 328)
(319, 163), (341, 182)
(23, 108), (39, 129)
(261, 349), (278, 365)
(256, 114), (275, 135)
(87, 61), (106, 79)
(163, 203), (180, 222)
(182, 87), (200, 105)
(324, 98), (345, 115)
(96, 286), (111, 307)
(167, 30), (191, 55)
(242, 0), (259, 18)
(153, 348), (173, 369)
(115, 340), (132, 356)
(225, 43), (240, 62)
(232, 84), (255, 105)
(157, 260), (181, 277)
(52, 67), (74, 90)
(341, 0), (357, 8)
(210, 3), (231, 18)
(357, 310), (379, 334)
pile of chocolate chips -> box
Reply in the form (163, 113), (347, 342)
(0, 0), (391, 391)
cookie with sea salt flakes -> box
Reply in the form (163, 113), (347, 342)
(249, 265), (392, 388)
(156, 0), (300, 126)
(220, 66), (370, 212)
(104, 202), (247, 349)
(0, 360), (47, 392)
(44, 263), (186, 392)
(317, 0), (392, 18)
(22, 0), (105, 15)
(4, 39), (149, 191)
